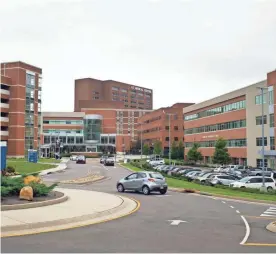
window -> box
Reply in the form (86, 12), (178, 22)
(256, 137), (267, 146)
(255, 94), (266, 105)
(265, 178), (274, 183)
(93, 96), (99, 100)
(112, 87), (119, 91)
(93, 91), (99, 95)
(270, 137), (275, 150)
(137, 173), (147, 178)
(270, 114), (274, 127)
(174, 126), (179, 131)
(249, 178), (262, 183)
(126, 173), (137, 180)
(165, 126), (169, 130)
(165, 137), (169, 141)
(174, 137), (179, 141)
(269, 90), (274, 105)
(256, 115), (267, 125)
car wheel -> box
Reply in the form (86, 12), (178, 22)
(267, 186), (273, 192)
(240, 186), (246, 189)
(142, 185), (150, 195)
(256, 174), (261, 176)
(117, 184), (125, 192)
(160, 189), (167, 195)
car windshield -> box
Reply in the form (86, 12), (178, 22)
(149, 173), (164, 179)
(239, 177), (250, 183)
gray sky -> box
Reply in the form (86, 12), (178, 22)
(0, 0), (275, 111)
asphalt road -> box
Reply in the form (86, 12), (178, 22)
(2, 159), (276, 253)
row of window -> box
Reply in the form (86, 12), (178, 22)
(184, 119), (246, 135)
(43, 129), (83, 134)
(255, 90), (274, 105)
(184, 100), (246, 121)
(43, 120), (83, 125)
(44, 136), (84, 144)
(256, 114), (274, 127)
(185, 139), (247, 148)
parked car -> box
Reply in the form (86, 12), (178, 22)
(168, 167), (183, 176)
(197, 173), (221, 184)
(116, 171), (168, 195)
(185, 171), (202, 181)
(148, 157), (165, 166)
(76, 155), (86, 164)
(181, 168), (201, 176)
(230, 176), (276, 191)
(208, 174), (237, 186)
(160, 165), (176, 174)
(248, 167), (275, 177)
(100, 155), (108, 164)
(70, 155), (78, 161)
(104, 157), (115, 166)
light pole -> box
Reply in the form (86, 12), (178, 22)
(258, 87), (268, 192)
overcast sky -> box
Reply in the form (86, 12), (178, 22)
(0, 0), (276, 111)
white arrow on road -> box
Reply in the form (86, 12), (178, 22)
(168, 220), (188, 225)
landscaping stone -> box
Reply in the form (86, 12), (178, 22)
(24, 175), (42, 185)
(19, 186), (33, 201)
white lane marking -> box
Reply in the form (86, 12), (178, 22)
(212, 197), (217, 200)
(260, 207), (276, 217)
(236, 210), (240, 214)
(240, 215), (250, 245)
(230, 206), (235, 209)
(167, 220), (188, 226)
(156, 195), (172, 198)
(222, 201), (226, 204)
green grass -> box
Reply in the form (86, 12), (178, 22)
(7, 161), (56, 174)
(7, 158), (61, 163)
(123, 163), (276, 202)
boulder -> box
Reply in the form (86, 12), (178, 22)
(19, 186), (34, 201)
(24, 175), (42, 185)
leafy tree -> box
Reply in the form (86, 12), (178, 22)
(212, 137), (231, 165)
(153, 140), (162, 155)
(143, 143), (150, 155)
(178, 140), (184, 160)
(171, 141), (178, 159)
(187, 143), (203, 163)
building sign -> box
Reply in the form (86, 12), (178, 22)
(202, 135), (219, 139)
(131, 86), (152, 94)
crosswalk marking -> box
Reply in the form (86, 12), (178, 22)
(260, 207), (276, 217)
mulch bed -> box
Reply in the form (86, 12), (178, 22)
(1, 191), (64, 206)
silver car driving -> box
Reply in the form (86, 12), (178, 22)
(117, 171), (168, 195)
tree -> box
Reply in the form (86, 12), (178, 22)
(187, 143), (203, 164)
(212, 137), (231, 165)
(178, 140), (184, 160)
(171, 141), (178, 159)
(153, 140), (162, 155)
(143, 143), (150, 155)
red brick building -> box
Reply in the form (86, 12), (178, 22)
(0, 61), (42, 157)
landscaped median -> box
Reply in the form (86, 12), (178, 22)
(121, 163), (276, 203)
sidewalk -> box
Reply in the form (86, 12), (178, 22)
(39, 158), (69, 176)
(1, 188), (139, 237)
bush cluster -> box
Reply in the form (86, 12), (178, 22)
(1, 176), (57, 198)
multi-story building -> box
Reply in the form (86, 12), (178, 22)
(0, 61), (42, 158)
(74, 78), (153, 112)
(137, 103), (194, 155)
(183, 69), (276, 168)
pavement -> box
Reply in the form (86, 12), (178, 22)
(2, 159), (276, 253)
(39, 158), (69, 176)
(1, 188), (138, 237)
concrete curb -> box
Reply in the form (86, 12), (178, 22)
(1, 195), (139, 237)
(1, 192), (68, 211)
(60, 175), (105, 184)
(266, 221), (276, 233)
(39, 160), (69, 176)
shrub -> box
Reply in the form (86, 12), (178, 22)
(6, 166), (15, 173)
(1, 186), (14, 197)
(1, 176), (25, 196)
(29, 182), (58, 197)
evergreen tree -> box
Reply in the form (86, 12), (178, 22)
(153, 140), (162, 155)
(212, 137), (231, 165)
(187, 143), (203, 163)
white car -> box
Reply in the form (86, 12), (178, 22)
(214, 166), (227, 173)
(230, 176), (276, 192)
(148, 158), (165, 166)
(70, 155), (78, 161)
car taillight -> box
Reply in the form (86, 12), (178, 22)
(148, 178), (155, 182)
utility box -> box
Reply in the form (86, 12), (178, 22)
(1, 141), (7, 170)
(28, 149), (38, 163)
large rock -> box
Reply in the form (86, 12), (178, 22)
(24, 175), (42, 185)
(19, 186), (34, 201)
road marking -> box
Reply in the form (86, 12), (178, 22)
(230, 206), (235, 209)
(236, 210), (240, 214)
(156, 195), (172, 198)
(240, 215), (250, 245)
(222, 201), (226, 204)
(245, 215), (276, 220)
(167, 220), (188, 226)
(260, 207), (276, 217)
(244, 243), (276, 246)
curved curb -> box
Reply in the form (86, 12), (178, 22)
(266, 221), (276, 233)
(1, 195), (140, 238)
(60, 175), (105, 184)
(1, 192), (68, 211)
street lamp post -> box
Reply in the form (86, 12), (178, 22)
(258, 87), (268, 192)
